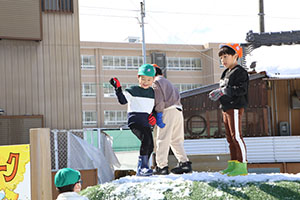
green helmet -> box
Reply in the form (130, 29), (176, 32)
(54, 168), (81, 187)
(138, 64), (155, 77)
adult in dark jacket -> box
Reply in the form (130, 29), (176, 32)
(209, 43), (249, 176)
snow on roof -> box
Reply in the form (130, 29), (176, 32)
(246, 45), (300, 79)
(265, 72), (300, 79)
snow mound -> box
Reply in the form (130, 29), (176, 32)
(115, 171), (300, 184)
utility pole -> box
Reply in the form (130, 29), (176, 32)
(140, 0), (146, 64)
(259, 0), (265, 33)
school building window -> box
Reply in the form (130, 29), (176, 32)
(83, 111), (97, 126)
(102, 56), (151, 70)
(82, 83), (96, 97)
(42, 0), (73, 13)
(81, 55), (96, 69)
(174, 83), (202, 92)
(219, 59), (225, 68)
(104, 110), (127, 125)
(167, 57), (201, 71)
(103, 83), (135, 97)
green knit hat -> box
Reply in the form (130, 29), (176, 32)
(138, 64), (155, 77)
(54, 168), (81, 188)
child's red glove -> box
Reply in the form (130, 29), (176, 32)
(148, 113), (156, 126)
(109, 77), (121, 89)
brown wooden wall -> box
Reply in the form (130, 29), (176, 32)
(0, 2), (82, 129)
(248, 162), (300, 174)
(182, 75), (270, 139)
(182, 74), (300, 138)
(268, 79), (300, 136)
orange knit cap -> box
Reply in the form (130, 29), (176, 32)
(220, 43), (243, 58)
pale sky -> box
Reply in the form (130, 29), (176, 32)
(79, 0), (300, 73)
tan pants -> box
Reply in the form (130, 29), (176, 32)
(155, 106), (189, 168)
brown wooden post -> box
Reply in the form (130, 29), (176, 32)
(30, 128), (52, 200)
(206, 111), (210, 137)
(217, 109), (222, 137)
(263, 107), (269, 136)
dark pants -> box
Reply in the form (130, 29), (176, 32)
(223, 108), (247, 163)
(130, 124), (154, 158)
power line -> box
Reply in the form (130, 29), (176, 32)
(147, 14), (221, 66)
(80, 6), (300, 20)
(80, 6), (139, 12)
(80, 6), (254, 18)
(80, 13), (138, 19)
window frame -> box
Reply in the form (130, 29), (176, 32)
(81, 55), (96, 69)
(102, 56), (151, 70)
(42, 0), (73, 13)
(174, 83), (202, 93)
(167, 57), (202, 71)
(82, 111), (97, 126)
(82, 83), (96, 97)
(103, 83), (135, 98)
(104, 110), (127, 125)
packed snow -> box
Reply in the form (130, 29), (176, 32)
(92, 171), (300, 200)
(114, 171), (300, 185)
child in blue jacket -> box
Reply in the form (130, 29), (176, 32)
(110, 64), (156, 176)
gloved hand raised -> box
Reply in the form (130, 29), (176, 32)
(148, 113), (156, 126)
(209, 87), (227, 101)
(156, 112), (166, 128)
(109, 77), (121, 89)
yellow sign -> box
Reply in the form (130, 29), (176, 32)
(0, 144), (30, 200)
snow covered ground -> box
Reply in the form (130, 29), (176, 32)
(115, 171), (300, 185)
(86, 172), (300, 200)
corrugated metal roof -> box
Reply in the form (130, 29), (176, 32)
(273, 136), (300, 162)
(183, 136), (300, 163)
(184, 138), (229, 155)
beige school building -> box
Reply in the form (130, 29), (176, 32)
(0, 0), (227, 131)
(80, 41), (225, 128)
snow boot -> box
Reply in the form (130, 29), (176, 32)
(227, 161), (248, 176)
(154, 166), (169, 175)
(220, 160), (237, 174)
(170, 161), (192, 174)
(136, 155), (153, 176)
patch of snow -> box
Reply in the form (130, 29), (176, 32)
(96, 172), (300, 200)
(114, 171), (300, 185)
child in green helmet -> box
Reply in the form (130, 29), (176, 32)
(110, 64), (156, 176)
(54, 168), (89, 200)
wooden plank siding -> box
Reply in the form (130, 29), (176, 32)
(268, 79), (300, 136)
(0, 0), (82, 129)
(181, 71), (300, 138)
(181, 73), (270, 139)
(290, 79), (300, 136)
